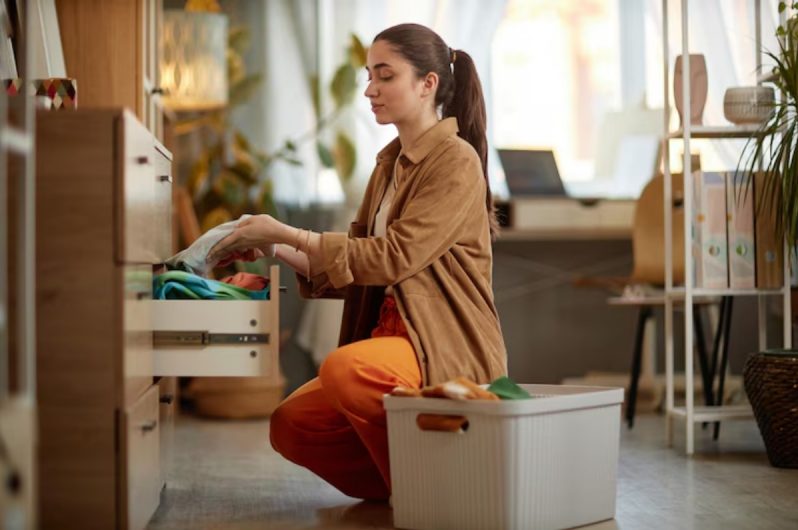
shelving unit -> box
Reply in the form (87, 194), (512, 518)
(661, 0), (792, 455)
(0, 2), (38, 526)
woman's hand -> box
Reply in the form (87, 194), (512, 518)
(207, 215), (289, 265)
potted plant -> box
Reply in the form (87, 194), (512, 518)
(736, 1), (798, 469)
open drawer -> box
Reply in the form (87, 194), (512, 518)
(151, 265), (280, 379)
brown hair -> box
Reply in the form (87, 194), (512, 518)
(374, 23), (499, 239)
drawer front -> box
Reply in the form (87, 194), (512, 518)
(121, 385), (160, 530)
(158, 377), (177, 489)
(117, 111), (158, 264)
(152, 266), (280, 379)
(124, 265), (154, 406)
(152, 142), (173, 262)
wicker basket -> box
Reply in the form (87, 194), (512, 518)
(743, 350), (798, 468)
(185, 376), (286, 419)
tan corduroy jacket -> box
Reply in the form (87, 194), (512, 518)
(297, 118), (507, 385)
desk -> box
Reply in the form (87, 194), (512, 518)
(498, 197), (636, 240)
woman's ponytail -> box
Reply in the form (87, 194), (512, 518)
(443, 50), (498, 239)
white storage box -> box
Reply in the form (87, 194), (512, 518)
(384, 384), (623, 530)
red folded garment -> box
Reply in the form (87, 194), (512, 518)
(220, 272), (270, 291)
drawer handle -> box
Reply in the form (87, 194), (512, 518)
(160, 394), (174, 405)
(153, 330), (270, 346)
(140, 420), (157, 433)
(136, 155), (150, 165)
(158, 174), (172, 183)
(151, 87), (166, 95)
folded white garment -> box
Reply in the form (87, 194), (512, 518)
(164, 214), (251, 276)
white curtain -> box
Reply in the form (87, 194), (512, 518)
(296, 0), (510, 366)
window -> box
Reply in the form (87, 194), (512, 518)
(492, 0), (622, 185)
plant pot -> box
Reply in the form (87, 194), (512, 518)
(743, 350), (798, 468)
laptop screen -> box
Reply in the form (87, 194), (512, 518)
(497, 149), (567, 197)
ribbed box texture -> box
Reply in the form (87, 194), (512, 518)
(385, 384), (623, 530)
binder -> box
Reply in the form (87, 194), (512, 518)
(692, 171), (728, 288)
(753, 172), (784, 288)
(726, 171), (755, 288)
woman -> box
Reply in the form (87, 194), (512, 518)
(208, 23), (506, 500)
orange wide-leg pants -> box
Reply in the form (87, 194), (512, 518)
(269, 297), (421, 500)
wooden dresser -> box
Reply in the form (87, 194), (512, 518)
(35, 108), (281, 530)
(35, 109), (171, 530)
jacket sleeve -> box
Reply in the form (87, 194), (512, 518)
(294, 176), (376, 299)
(319, 148), (485, 289)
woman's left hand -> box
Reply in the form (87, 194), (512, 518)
(207, 215), (288, 264)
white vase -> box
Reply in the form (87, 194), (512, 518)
(673, 54), (708, 127)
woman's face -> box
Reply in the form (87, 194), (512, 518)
(364, 39), (434, 126)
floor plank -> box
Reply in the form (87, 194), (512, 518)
(148, 413), (798, 529)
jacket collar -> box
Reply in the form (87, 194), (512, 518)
(375, 117), (459, 165)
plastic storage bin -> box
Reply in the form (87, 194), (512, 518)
(384, 384), (623, 530)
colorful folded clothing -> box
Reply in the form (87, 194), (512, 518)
(153, 270), (270, 300)
(390, 376), (532, 432)
(220, 272), (270, 291)
(391, 376), (531, 401)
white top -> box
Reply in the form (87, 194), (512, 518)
(374, 157), (401, 294)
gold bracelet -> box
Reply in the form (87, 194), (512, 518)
(305, 230), (313, 277)
(294, 228), (303, 252)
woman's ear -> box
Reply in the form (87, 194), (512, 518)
(421, 71), (439, 98)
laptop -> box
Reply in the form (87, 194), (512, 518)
(497, 149), (567, 197)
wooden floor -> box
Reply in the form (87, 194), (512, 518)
(148, 412), (798, 530)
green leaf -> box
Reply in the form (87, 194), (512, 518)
(317, 142), (334, 168)
(188, 154), (210, 196)
(258, 180), (279, 217)
(228, 26), (250, 53)
(308, 74), (321, 118)
(285, 140), (297, 152)
(228, 50), (246, 86)
(779, 2), (786, 13)
(350, 34), (368, 67)
(334, 131), (356, 181)
(330, 64), (357, 108)
(283, 157), (303, 167)
(201, 207), (233, 234)
(229, 74), (262, 106)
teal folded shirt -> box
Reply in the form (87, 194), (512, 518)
(153, 271), (270, 300)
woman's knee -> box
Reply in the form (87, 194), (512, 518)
(268, 401), (302, 461)
(318, 343), (361, 389)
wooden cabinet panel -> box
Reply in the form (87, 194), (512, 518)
(56, 0), (165, 140)
(153, 141), (174, 261)
(36, 109), (170, 529)
(124, 265), (154, 406)
(121, 385), (161, 530)
(117, 113), (158, 264)
(158, 377), (177, 489)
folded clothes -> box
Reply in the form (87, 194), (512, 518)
(153, 270), (270, 300)
(391, 376), (531, 401)
(164, 214), (251, 276)
(220, 272), (270, 291)
(390, 376), (532, 432)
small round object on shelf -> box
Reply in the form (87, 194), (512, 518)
(723, 86), (774, 125)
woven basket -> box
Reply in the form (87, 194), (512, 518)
(185, 376), (286, 420)
(743, 350), (798, 468)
